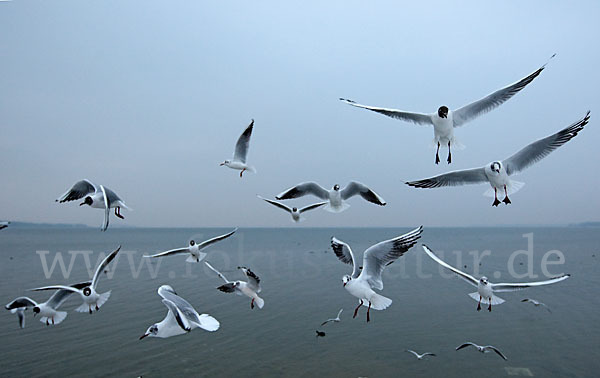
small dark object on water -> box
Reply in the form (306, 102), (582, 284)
(316, 330), (326, 338)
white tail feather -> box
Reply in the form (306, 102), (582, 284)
(324, 202), (350, 213)
(186, 252), (207, 263)
(366, 293), (392, 310)
(253, 295), (265, 309)
(96, 291), (111, 309)
(468, 292), (505, 305)
(39, 311), (67, 325)
(196, 314), (220, 331)
(484, 180), (525, 197)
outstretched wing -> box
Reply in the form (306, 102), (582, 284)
(158, 285), (203, 326)
(299, 201), (328, 213)
(492, 274), (570, 293)
(100, 185), (110, 232)
(485, 346), (508, 360)
(503, 112), (590, 175)
(204, 262), (230, 284)
(340, 98), (433, 126)
(233, 119), (254, 163)
(406, 167), (488, 189)
(422, 245), (479, 287)
(162, 299), (191, 332)
(452, 56), (553, 127)
(239, 267), (261, 292)
(6, 297), (38, 310)
(145, 247), (190, 258)
(46, 283), (89, 310)
(92, 246), (121, 290)
(197, 228), (237, 250)
(340, 182), (386, 206)
(258, 196), (292, 213)
(56, 179), (97, 203)
(217, 283), (237, 293)
(331, 237), (359, 278)
(456, 342), (478, 351)
(276, 182), (329, 200)
(360, 226), (423, 290)
(12, 308), (26, 329)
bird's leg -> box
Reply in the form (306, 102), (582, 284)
(502, 185), (511, 205)
(115, 207), (124, 219)
(353, 300), (363, 319)
(435, 142), (441, 165)
(367, 301), (371, 323)
(492, 188), (501, 207)
(95, 304), (99, 311)
(477, 296), (482, 311)
(240, 168), (246, 178)
(52, 317), (54, 325)
(447, 141), (452, 164)
(89, 305), (92, 314)
(251, 298), (255, 309)
(488, 301), (492, 312)
(46, 319), (49, 326)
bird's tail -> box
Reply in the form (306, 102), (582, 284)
(40, 311), (67, 325)
(246, 166), (257, 174)
(96, 290), (111, 309)
(324, 202), (350, 213)
(186, 252), (207, 263)
(196, 314), (220, 332)
(483, 181), (525, 197)
(468, 292), (505, 305)
(253, 295), (265, 309)
(367, 293), (392, 310)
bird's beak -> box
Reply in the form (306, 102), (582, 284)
(139, 333), (148, 340)
(343, 282), (347, 287)
(79, 202), (86, 206)
(219, 162), (225, 166)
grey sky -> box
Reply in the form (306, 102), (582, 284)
(0, 1), (598, 228)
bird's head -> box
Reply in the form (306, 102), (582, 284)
(189, 240), (195, 247)
(80, 196), (93, 206)
(438, 106), (449, 119)
(333, 184), (340, 191)
(342, 275), (351, 287)
(32, 306), (40, 317)
(480, 276), (489, 285)
(490, 162), (501, 174)
(82, 287), (92, 297)
(292, 207), (298, 212)
(140, 324), (158, 340)
(220, 160), (230, 166)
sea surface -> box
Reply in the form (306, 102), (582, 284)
(0, 227), (598, 377)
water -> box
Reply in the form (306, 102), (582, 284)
(0, 227), (598, 377)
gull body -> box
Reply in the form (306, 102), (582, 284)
(456, 342), (507, 360)
(205, 262), (264, 309)
(145, 229), (237, 263)
(220, 120), (256, 178)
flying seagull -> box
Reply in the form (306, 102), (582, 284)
(140, 285), (219, 339)
(406, 111), (590, 206)
(331, 226), (423, 322)
(56, 179), (131, 231)
(456, 342), (507, 361)
(405, 350), (436, 360)
(205, 262), (264, 309)
(145, 229), (237, 263)
(30, 246), (121, 314)
(340, 55), (554, 164)
(422, 245), (570, 311)
(275, 181), (386, 213)
(320, 309), (343, 326)
(220, 119), (256, 178)
(5, 282), (90, 327)
(258, 196), (327, 222)
(521, 298), (552, 313)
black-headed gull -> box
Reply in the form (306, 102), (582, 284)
(320, 308), (343, 326)
(275, 181), (386, 213)
(331, 226), (423, 322)
(220, 119), (256, 178)
(56, 179), (131, 231)
(140, 285), (219, 339)
(258, 196), (327, 222)
(30, 246), (121, 314)
(406, 111), (590, 206)
(5, 282), (89, 327)
(205, 262), (264, 309)
(405, 350), (436, 360)
(340, 55), (554, 164)
(521, 298), (552, 313)
(0, 221), (9, 230)
(456, 342), (507, 360)
(422, 245), (570, 311)
(145, 229), (237, 263)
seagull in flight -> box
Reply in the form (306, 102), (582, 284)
(220, 119), (256, 178)
(405, 350), (436, 360)
(0, 221), (9, 230)
(258, 196), (327, 222)
(5, 282), (90, 327)
(456, 342), (507, 360)
(205, 262), (264, 309)
(320, 309), (343, 326)
(340, 55), (554, 164)
(275, 181), (386, 213)
(56, 179), (131, 231)
(406, 111), (590, 206)
(521, 298), (552, 313)
(422, 245), (570, 311)
(30, 246), (121, 314)
(140, 285), (219, 339)
(331, 226), (423, 322)
(145, 229), (237, 263)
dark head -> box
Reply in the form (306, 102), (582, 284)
(292, 207), (298, 212)
(79, 196), (93, 206)
(220, 160), (230, 166)
(140, 324), (158, 340)
(82, 287), (92, 297)
(333, 184), (340, 191)
(33, 306), (40, 316)
(480, 276), (489, 286)
(490, 162), (501, 174)
(342, 275), (351, 287)
(437, 106), (449, 119)
(189, 240), (195, 247)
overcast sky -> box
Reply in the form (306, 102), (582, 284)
(0, 1), (598, 228)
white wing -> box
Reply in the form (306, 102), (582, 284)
(340, 98), (433, 126)
(405, 350), (420, 358)
(331, 237), (360, 278)
(92, 246), (121, 290)
(6, 297), (38, 309)
(29, 285), (82, 294)
(276, 182), (330, 200)
(484, 346), (508, 360)
(158, 285), (204, 327)
(360, 226), (423, 290)
(239, 267), (261, 292)
(299, 201), (328, 213)
(406, 167), (488, 189)
(422, 245), (479, 287)
(492, 274), (570, 293)
(503, 112), (589, 175)
(233, 120), (254, 163)
(146, 247), (190, 258)
(56, 179), (97, 203)
(452, 56), (553, 127)
(196, 228), (237, 250)
(204, 262), (230, 283)
(100, 185), (110, 232)
(340, 182), (386, 206)
(456, 342), (479, 351)
(162, 299), (191, 332)
(258, 196), (292, 213)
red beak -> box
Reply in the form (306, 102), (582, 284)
(139, 333), (148, 340)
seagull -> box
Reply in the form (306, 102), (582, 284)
(220, 119), (256, 178)
(56, 179), (131, 231)
(275, 181), (386, 213)
(5, 282), (90, 327)
(422, 245), (570, 311)
(405, 350), (436, 360)
(145, 229), (237, 263)
(205, 262), (264, 309)
(456, 342), (507, 360)
(29, 246), (121, 314)
(320, 309), (343, 326)
(406, 111), (590, 206)
(0, 221), (9, 230)
(340, 55), (554, 164)
(140, 285), (219, 339)
(521, 298), (552, 313)
(258, 196), (327, 222)
(331, 226), (423, 322)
